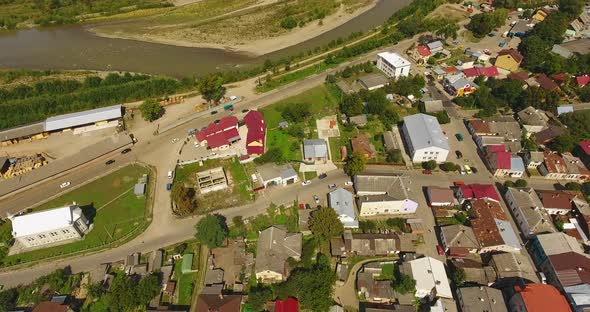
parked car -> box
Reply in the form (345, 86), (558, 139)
(455, 150), (463, 158)
(60, 181), (71, 188)
(105, 159), (115, 165)
(166, 183), (172, 191)
(437, 245), (445, 256)
(121, 148), (132, 154)
(460, 168), (466, 175)
(471, 167), (478, 174)
(299, 203), (305, 210)
(167, 171), (174, 179)
(305, 203), (312, 210)
(301, 180), (311, 186)
(422, 169), (433, 175)
(313, 195), (320, 204)
(318, 173), (328, 179)
(455, 133), (464, 141)
(483, 49), (491, 55)
(328, 183), (337, 189)
(211, 110), (218, 115)
(464, 165), (473, 174)
(487, 33), (495, 37)
(344, 181), (354, 186)
(241, 109), (249, 113)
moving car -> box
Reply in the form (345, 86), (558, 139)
(211, 110), (218, 115)
(60, 181), (71, 188)
(301, 180), (311, 186)
(121, 148), (132, 154)
(318, 173), (328, 179)
(313, 195), (320, 204)
(105, 159), (115, 165)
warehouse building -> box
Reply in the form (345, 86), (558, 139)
(401, 113), (449, 163)
(0, 104), (123, 145)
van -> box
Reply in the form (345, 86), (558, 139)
(167, 171), (174, 179)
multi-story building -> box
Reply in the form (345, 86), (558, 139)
(11, 204), (91, 248)
(376, 52), (411, 78)
(401, 114), (449, 163)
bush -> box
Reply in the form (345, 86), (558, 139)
(280, 16), (298, 29)
(565, 182), (582, 191)
(422, 160), (437, 170)
(386, 149), (403, 163)
(514, 179), (528, 187)
(439, 162), (458, 172)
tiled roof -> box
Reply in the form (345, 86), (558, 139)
(195, 116), (239, 142)
(514, 284), (572, 312)
(538, 190), (581, 210)
(579, 140), (590, 155)
(549, 252), (590, 286)
(536, 73), (559, 91)
(463, 66), (499, 78)
(244, 110), (266, 156)
(427, 186), (455, 204)
(205, 127), (240, 149)
(470, 199), (515, 249)
(498, 48), (524, 63)
(542, 150), (569, 174)
(577, 75), (590, 87)
(468, 119), (492, 134)
(417, 45), (431, 56)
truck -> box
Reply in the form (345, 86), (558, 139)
(223, 104), (234, 111)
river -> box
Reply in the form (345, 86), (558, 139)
(0, 0), (412, 77)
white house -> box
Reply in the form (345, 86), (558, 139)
(376, 52), (411, 79)
(257, 163), (299, 188)
(11, 204), (91, 248)
(407, 257), (453, 299)
(401, 114), (450, 163)
(354, 173), (418, 217)
(328, 188), (359, 228)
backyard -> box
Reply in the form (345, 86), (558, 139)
(171, 241), (204, 306)
(174, 157), (254, 213)
(2, 164), (152, 267)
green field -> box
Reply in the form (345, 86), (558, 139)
(2, 164), (151, 267)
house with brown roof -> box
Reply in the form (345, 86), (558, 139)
(32, 301), (74, 312)
(539, 150), (590, 182)
(466, 119), (494, 137)
(356, 262), (396, 303)
(426, 186), (457, 207)
(330, 231), (416, 257)
(450, 258), (496, 285)
(504, 187), (556, 238)
(351, 134), (377, 159)
(538, 252), (590, 312)
(439, 224), (480, 256)
(196, 285), (242, 312)
(536, 73), (560, 91)
(534, 125), (565, 145)
(495, 49), (524, 72)
(537, 190), (583, 215)
(470, 199), (521, 253)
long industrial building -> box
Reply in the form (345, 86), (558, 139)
(0, 104), (123, 144)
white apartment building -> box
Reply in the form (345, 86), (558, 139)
(376, 52), (411, 78)
(401, 114), (450, 163)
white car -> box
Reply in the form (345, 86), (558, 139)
(301, 180), (311, 186)
(172, 138), (180, 143)
(460, 168), (466, 175)
(60, 181), (71, 188)
(344, 181), (353, 186)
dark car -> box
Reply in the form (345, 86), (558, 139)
(241, 109), (249, 113)
(318, 173), (328, 179)
(455, 150), (463, 158)
(211, 110), (218, 115)
(214, 119), (220, 124)
(471, 167), (478, 174)
(121, 148), (131, 154)
(105, 159), (115, 165)
(328, 183), (337, 189)
(305, 203), (312, 210)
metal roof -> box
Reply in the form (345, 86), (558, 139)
(44, 104), (122, 131)
(303, 139), (328, 159)
(377, 52), (410, 68)
(409, 256), (453, 299)
(0, 122), (45, 141)
(328, 188), (359, 228)
(11, 205), (83, 238)
(403, 113), (449, 151)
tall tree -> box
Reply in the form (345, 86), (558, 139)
(195, 214), (228, 248)
(343, 152), (366, 176)
(310, 207), (344, 240)
(197, 73), (226, 104)
(138, 98), (164, 122)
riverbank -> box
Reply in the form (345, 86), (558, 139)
(88, 0), (377, 56)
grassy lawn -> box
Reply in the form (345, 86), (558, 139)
(227, 158), (253, 202)
(2, 164), (150, 267)
(266, 129), (302, 161)
(173, 243), (201, 306)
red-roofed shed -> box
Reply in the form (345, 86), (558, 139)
(275, 298), (299, 312)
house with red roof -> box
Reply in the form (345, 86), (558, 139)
(244, 111), (266, 156)
(195, 116), (240, 151)
(454, 184), (501, 203)
(470, 198), (521, 253)
(485, 149), (525, 178)
(577, 75), (590, 87)
(577, 139), (590, 168)
(410, 45), (431, 64)
(508, 283), (571, 312)
(462, 66), (499, 78)
(539, 150), (590, 182)
(273, 298), (299, 312)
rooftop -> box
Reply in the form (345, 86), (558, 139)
(459, 184), (501, 202)
(440, 224), (480, 249)
(358, 73), (389, 89)
(44, 104), (122, 132)
(517, 106), (549, 127)
(353, 173), (409, 199)
(408, 256), (453, 299)
(513, 283), (572, 312)
(255, 226), (302, 276)
(536, 232), (584, 256)
(402, 113), (449, 151)
(377, 52), (410, 68)
(537, 190), (581, 210)
(535, 125), (565, 144)
(458, 286), (507, 312)
(303, 139), (328, 159)
(506, 187), (555, 235)
(548, 251), (590, 287)
(471, 199), (519, 250)
(11, 205), (84, 238)
(328, 188), (359, 228)
(497, 48), (524, 63)
(491, 252), (536, 281)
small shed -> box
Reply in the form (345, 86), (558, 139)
(134, 183), (146, 196)
(278, 121), (289, 129)
(181, 253), (194, 274)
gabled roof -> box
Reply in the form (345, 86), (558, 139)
(205, 128), (240, 149)
(535, 125), (565, 144)
(517, 106), (549, 127)
(417, 45), (431, 56)
(440, 225), (479, 249)
(577, 75), (590, 87)
(11, 205), (83, 238)
(457, 287), (507, 312)
(195, 116), (239, 142)
(409, 256), (453, 299)
(541, 150), (569, 174)
(427, 40), (443, 51)
(402, 113), (449, 151)
(32, 301), (71, 312)
(303, 139), (328, 159)
(513, 284), (571, 312)
(463, 66), (499, 78)
(459, 184), (500, 202)
(329, 188), (358, 228)
(536, 73), (559, 91)
(450, 78), (478, 90)
(492, 151), (511, 170)
(506, 187), (555, 235)
(549, 252), (590, 287)
(508, 71), (529, 81)
(275, 298), (299, 312)
(244, 110), (266, 155)
(44, 104), (122, 132)
(497, 49), (524, 63)
(255, 226), (302, 275)
(353, 173), (409, 199)
(196, 286), (242, 312)
(538, 190), (582, 210)
(536, 232), (584, 256)
(426, 186), (455, 204)
(471, 199), (519, 249)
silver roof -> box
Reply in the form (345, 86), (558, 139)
(403, 113), (449, 151)
(328, 188), (359, 228)
(303, 139), (328, 158)
(45, 104), (122, 131)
